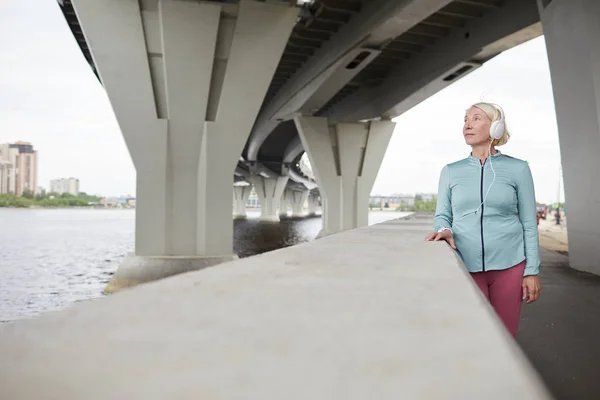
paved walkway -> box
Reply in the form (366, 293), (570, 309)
(537, 217), (569, 255)
(518, 248), (600, 400)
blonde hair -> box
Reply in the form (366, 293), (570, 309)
(468, 102), (511, 147)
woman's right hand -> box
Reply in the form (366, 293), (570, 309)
(424, 230), (456, 249)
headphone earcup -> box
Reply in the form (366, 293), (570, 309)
(489, 120), (504, 140)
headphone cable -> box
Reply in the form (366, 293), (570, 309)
(474, 140), (496, 215)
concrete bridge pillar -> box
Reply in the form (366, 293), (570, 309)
(250, 176), (289, 222)
(72, 0), (298, 291)
(233, 185), (252, 219)
(294, 116), (395, 237)
(539, 0), (600, 274)
(279, 190), (291, 220)
(287, 189), (309, 218)
(307, 194), (320, 216)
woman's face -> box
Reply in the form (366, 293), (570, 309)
(463, 107), (491, 146)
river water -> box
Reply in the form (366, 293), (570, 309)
(0, 208), (410, 322)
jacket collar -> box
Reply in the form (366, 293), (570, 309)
(468, 149), (502, 164)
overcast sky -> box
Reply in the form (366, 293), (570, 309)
(1, 1), (564, 204)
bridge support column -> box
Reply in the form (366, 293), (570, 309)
(294, 116), (395, 236)
(233, 185), (252, 219)
(279, 190), (290, 220)
(539, 0), (600, 274)
(72, 0), (298, 291)
(307, 194), (320, 216)
(290, 189), (309, 218)
(250, 176), (289, 222)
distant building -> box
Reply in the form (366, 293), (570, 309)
(0, 145), (18, 194)
(100, 196), (135, 208)
(395, 195), (416, 207)
(246, 186), (259, 208)
(0, 160), (15, 194)
(370, 194), (415, 209)
(0, 142), (38, 196)
(101, 197), (118, 207)
(50, 178), (79, 196)
(416, 193), (436, 202)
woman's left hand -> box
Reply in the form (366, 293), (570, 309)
(522, 275), (541, 304)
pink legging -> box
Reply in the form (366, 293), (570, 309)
(470, 260), (526, 338)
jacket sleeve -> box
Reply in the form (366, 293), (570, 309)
(433, 165), (453, 232)
(517, 162), (541, 276)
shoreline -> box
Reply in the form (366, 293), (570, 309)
(0, 205), (133, 210)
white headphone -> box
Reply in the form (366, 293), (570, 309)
(489, 104), (505, 140)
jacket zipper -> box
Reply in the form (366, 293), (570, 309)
(480, 160), (486, 272)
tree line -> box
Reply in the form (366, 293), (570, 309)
(0, 191), (102, 208)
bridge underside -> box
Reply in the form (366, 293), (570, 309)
(57, 0), (600, 289)
(244, 0), (543, 172)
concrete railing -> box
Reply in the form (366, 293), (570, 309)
(0, 213), (552, 399)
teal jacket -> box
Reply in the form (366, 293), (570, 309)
(433, 151), (540, 276)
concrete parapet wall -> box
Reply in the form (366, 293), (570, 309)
(0, 213), (551, 399)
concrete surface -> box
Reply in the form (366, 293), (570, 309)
(540, 0), (600, 274)
(105, 253), (238, 294)
(249, 175), (289, 222)
(0, 214), (550, 399)
(72, 0), (298, 258)
(233, 186), (253, 219)
(519, 248), (600, 400)
(294, 116), (395, 236)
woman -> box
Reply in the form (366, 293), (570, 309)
(424, 102), (541, 338)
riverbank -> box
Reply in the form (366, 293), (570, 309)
(0, 205), (117, 209)
(0, 193), (103, 208)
